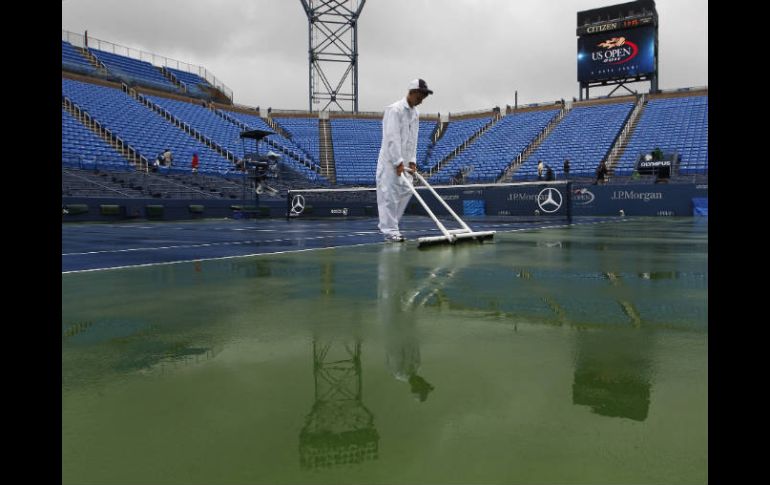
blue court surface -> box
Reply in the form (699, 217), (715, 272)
(62, 215), (610, 273)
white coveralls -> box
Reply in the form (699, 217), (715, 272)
(376, 98), (419, 237)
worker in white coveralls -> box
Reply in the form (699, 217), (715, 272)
(376, 79), (433, 242)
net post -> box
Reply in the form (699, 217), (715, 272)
(286, 190), (292, 220)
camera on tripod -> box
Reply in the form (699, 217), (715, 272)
(244, 151), (280, 195)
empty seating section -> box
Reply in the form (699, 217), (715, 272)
(416, 120), (437, 170)
(329, 119), (436, 185)
(222, 110), (327, 183)
(514, 103), (633, 181)
(272, 117), (321, 164)
(61, 69), (708, 189)
(331, 119), (381, 185)
(434, 110), (559, 184)
(62, 108), (127, 169)
(89, 48), (178, 93)
(615, 96), (708, 175)
(62, 78), (232, 174)
(425, 116), (491, 171)
(145, 95), (243, 157)
(62, 41), (99, 76)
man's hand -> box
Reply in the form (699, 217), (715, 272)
(396, 162), (417, 176)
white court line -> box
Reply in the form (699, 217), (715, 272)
(62, 242), (383, 274)
(61, 232), (379, 257)
(62, 218), (629, 274)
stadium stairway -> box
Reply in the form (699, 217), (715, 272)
(318, 117), (337, 184)
(605, 94), (647, 176)
(131, 89), (239, 167)
(426, 111), (502, 177)
(498, 103), (572, 182)
(612, 92), (708, 176)
(79, 46), (110, 75)
(269, 116), (322, 166)
(62, 95), (146, 167)
(262, 115), (292, 139)
(431, 108), (560, 184)
(511, 99), (635, 181)
(159, 67), (185, 94)
(213, 107), (329, 184)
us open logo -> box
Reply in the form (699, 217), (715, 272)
(592, 36), (638, 65)
(572, 188), (595, 205)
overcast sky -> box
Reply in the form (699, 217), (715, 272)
(62, 0), (707, 113)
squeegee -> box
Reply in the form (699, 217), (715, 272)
(400, 170), (495, 248)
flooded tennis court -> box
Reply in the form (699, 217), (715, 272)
(62, 217), (707, 484)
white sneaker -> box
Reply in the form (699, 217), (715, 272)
(384, 234), (406, 242)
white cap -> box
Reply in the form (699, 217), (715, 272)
(408, 78), (433, 95)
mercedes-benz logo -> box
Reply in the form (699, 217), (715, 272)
(290, 194), (306, 215)
(537, 188), (563, 213)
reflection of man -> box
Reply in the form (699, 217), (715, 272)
(377, 245), (434, 401)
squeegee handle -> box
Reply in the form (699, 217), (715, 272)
(400, 172), (454, 240)
(409, 170), (472, 232)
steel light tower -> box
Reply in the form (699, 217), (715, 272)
(299, 0), (366, 112)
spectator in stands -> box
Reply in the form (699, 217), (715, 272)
(545, 165), (555, 181)
(595, 159), (608, 185)
(162, 148), (173, 167)
(537, 160), (544, 180)
(191, 151), (199, 174)
(563, 159), (571, 180)
(376, 78), (433, 243)
(153, 151), (164, 172)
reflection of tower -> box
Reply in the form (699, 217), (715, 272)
(300, 339), (378, 468)
(572, 329), (653, 421)
(571, 271), (653, 421)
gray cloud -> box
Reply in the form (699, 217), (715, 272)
(62, 0), (707, 112)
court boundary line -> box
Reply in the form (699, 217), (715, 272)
(62, 217), (629, 274)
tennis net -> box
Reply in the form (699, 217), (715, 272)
(287, 180), (572, 222)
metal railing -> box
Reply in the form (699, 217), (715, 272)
(606, 94), (646, 172)
(62, 29), (233, 102)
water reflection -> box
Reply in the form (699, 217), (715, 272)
(572, 328), (653, 421)
(378, 244), (435, 402)
(299, 254), (379, 469)
(299, 339), (379, 469)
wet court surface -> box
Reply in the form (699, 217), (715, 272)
(62, 217), (707, 484)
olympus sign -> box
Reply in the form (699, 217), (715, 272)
(639, 160), (671, 168)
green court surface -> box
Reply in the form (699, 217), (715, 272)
(62, 217), (707, 485)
